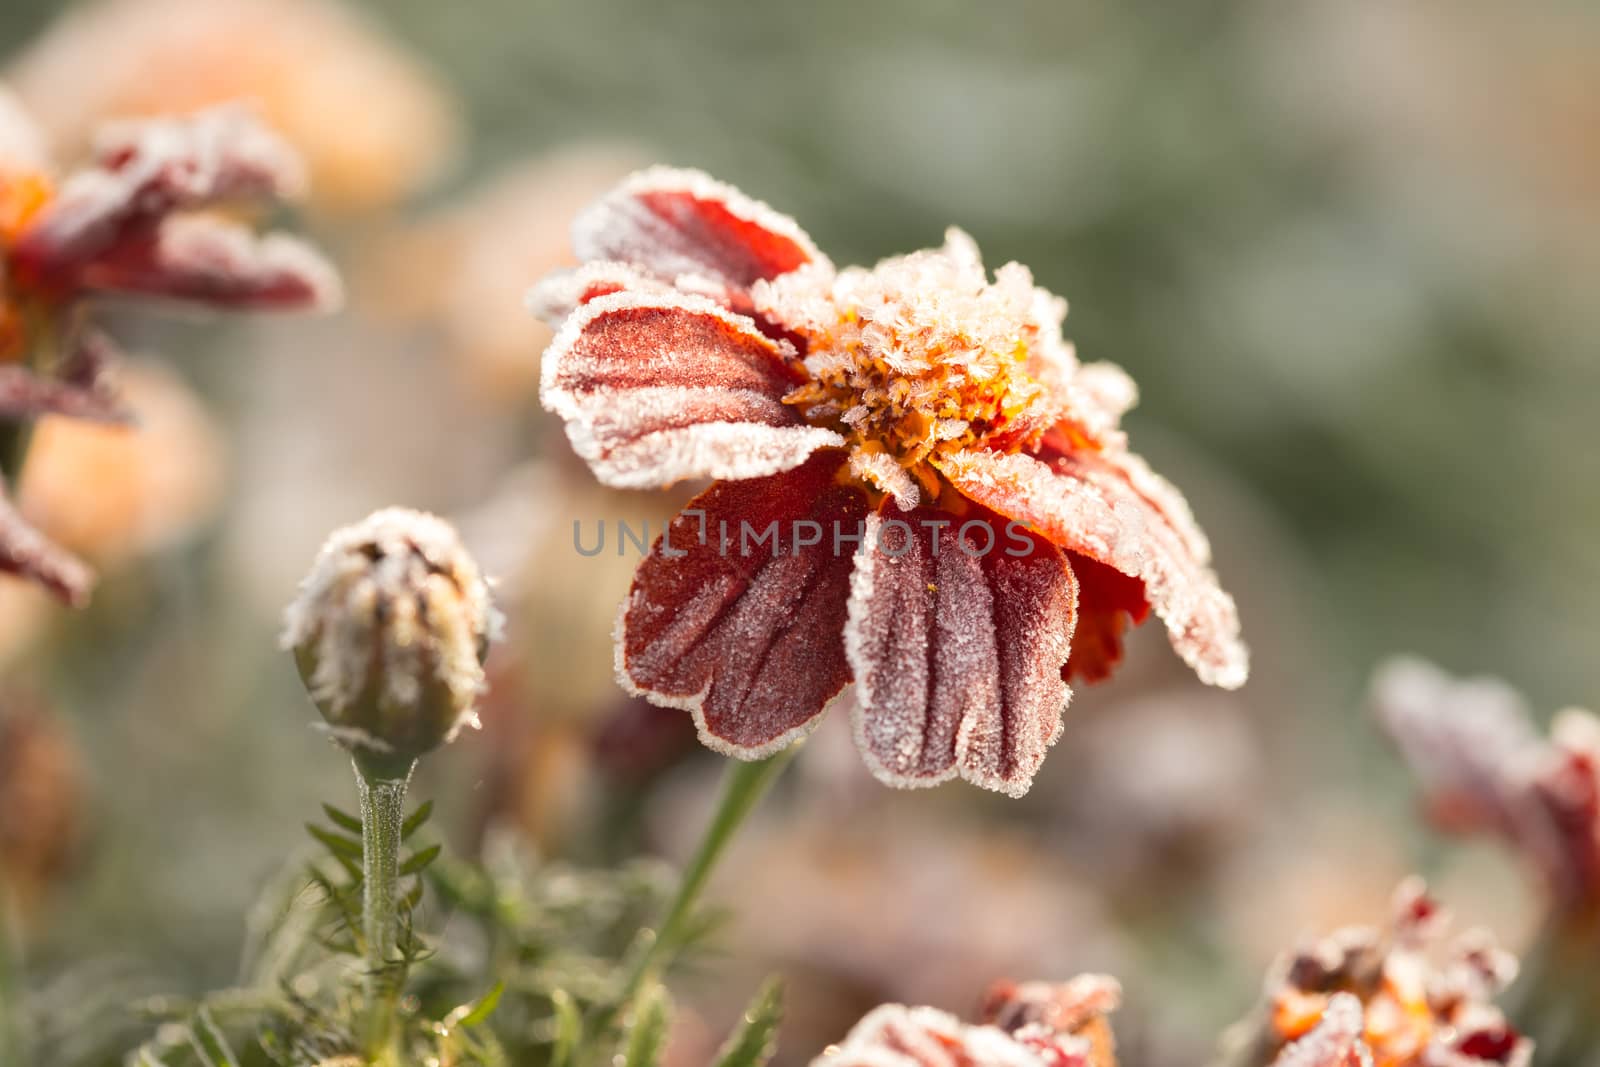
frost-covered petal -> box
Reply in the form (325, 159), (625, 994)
(526, 260), (667, 327)
(542, 289), (843, 488)
(0, 365), (129, 423)
(74, 215), (342, 310)
(845, 504), (1074, 797)
(814, 1005), (1059, 1067)
(11, 104), (306, 286)
(848, 448), (921, 510)
(0, 483), (94, 606)
(573, 166), (825, 292)
(1270, 995), (1371, 1067)
(1370, 657), (1541, 838)
(935, 447), (1246, 689)
(617, 451), (867, 757)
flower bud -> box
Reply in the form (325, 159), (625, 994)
(282, 508), (500, 774)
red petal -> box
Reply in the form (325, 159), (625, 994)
(844, 503), (1075, 797)
(12, 104), (307, 290)
(0, 483), (94, 606)
(527, 260), (664, 327)
(572, 167), (823, 293)
(1063, 552), (1150, 685)
(618, 452), (866, 757)
(935, 447), (1247, 689)
(0, 365), (129, 424)
(73, 216), (341, 311)
(541, 289), (842, 488)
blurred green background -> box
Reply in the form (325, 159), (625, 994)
(3, 1), (1598, 1064)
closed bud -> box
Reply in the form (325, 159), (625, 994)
(282, 508), (500, 776)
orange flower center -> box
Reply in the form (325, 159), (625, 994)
(753, 230), (1070, 491)
(0, 169), (56, 362)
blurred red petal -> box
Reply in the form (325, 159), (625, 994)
(572, 166), (824, 293)
(74, 216), (341, 310)
(935, 447), (1247, 689)
(0, 365), (129, 423)
(618, 451), (866, 757)
(542, 289), (842, 488)
(0, 483), (93, 605)
(13, 104), (306, 288)
(845, 503), (1074, 797)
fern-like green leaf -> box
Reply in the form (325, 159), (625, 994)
(402, 799), (434, 839)
(321, 804), (364, 835)
(711, 978), (784, 1067)
(187, 1007), (239, 1067)
(549, 990), (582, 1067)
(623, 982), (673, 1067)
(401, 843), (443, 877)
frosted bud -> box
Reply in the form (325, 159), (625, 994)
(282, 508), (500, 775)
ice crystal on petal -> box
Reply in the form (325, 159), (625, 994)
(849, 448), (921, 510)
(755, 229), (1095, 469)
(526, 259), (667, 327)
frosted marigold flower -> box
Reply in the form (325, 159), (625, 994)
(1373, 657), (1600, 914)
(531, 167), (1247, 796)
(7, 0), (459, 215)
(814, 975), (1121, 1067)
(282, 508), (502, 773)
(0, 94), (339, 603)
(1227, 879), (1529, 1067)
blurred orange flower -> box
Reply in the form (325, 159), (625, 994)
(7, 0), (459, 215)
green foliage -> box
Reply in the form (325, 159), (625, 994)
(80, 804), (771, 1067)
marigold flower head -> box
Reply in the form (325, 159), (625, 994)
(0, 95), (339, 604)
(814, 975), (1121, 1067)
(531, 166), (1247, 796)
(1237, 879), (1529, 1067)
(283, 508), (502, 773)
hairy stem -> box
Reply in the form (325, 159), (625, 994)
(354, 757), (415, 1065)
(587, 747), (797, 1053)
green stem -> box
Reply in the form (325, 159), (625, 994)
(0, 887), (20, 1067)
(587, 748), (797, 1051)
(354, 757), (415, 1066)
